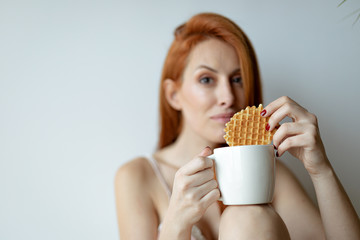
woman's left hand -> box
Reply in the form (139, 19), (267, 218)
(262, 96), (330, 176)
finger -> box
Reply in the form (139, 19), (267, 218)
(267, 102), (308, 132)
(262, 97), (308, 130)
(199, 146), (213, 157)
(273, 122), (305, 149)
(262, 96), (297, 117)
(188, 168), (215, 187)
(180, 156), (213, 176)
(194, 179), (218, 199)
(277, 134), (307, 157)
(195, 179), (218, 199)
(200, 188), (221, 209)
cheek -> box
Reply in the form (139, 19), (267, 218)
(181, 85), (214, 110)
(234, 88), (246, 108)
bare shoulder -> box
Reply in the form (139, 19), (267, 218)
(115, 157), (159, 238)
(114, 157), (153, 190)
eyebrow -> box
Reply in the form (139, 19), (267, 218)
(196, 65), (218, 73)
(196, 65), (241, 75)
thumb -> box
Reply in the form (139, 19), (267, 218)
(199, 146), (213, 157)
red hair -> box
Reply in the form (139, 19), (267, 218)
(158, 13), (263, 149)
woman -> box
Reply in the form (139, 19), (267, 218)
(115, 13), (360, 239)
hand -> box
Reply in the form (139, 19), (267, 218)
(262, 96), (330, 176)
(165, 147), (220, 228)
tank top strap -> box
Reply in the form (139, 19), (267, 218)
(146, 154), (172, 198)
(146, 155), (206, 240)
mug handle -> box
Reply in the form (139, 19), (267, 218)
(207, 154), (223, 202)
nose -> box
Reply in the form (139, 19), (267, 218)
(217, 79), (235, 108)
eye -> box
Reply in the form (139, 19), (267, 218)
(199, 77), (213, 84)
(231, 76), (242, 84)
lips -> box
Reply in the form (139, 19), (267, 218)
(210, 112), (236, 124)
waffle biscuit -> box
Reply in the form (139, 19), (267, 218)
(224, 104), (277, 146)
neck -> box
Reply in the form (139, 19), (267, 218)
(156, 125), (224, 168)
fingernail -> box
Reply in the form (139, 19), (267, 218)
(266, 124), (270, 131)
(204, 146), (211, 151)
(260, 109), (266, 116)
(276, 152), (279, 157)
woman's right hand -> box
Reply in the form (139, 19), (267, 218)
(165, 147), (220, 229)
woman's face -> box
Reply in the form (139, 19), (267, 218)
(177, 38), (246, 144)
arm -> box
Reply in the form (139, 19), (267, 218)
(264, 96), (360, 240)
(311, 161), (360, 240)
(114, 158), (158, 240)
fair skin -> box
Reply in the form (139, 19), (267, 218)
(115, 38), (360, 239)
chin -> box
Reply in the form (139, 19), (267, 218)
(213, 140), (228, 148)
(199, 127), (227, 145)
(212, 134), (227, 145)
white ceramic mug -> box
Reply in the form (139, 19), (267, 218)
(208, 145), (275, 205)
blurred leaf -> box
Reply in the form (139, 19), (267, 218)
(354, 13), (360, 25)
(338, 0), (347, 7)
(338, 0), (360, 25)
(342, 7), (360, 25)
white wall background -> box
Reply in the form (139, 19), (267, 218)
(1, 0), (359, 239)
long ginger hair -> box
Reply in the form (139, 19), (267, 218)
(158, 13), (263, 149)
